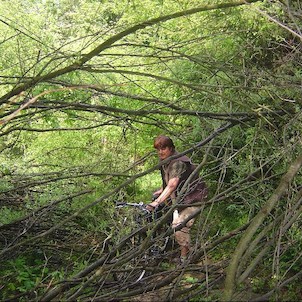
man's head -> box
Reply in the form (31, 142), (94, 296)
(154, 135), (175, 160)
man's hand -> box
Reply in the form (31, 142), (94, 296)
(146, 200), (160, 212)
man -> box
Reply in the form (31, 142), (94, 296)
(146, 135), (208, 263)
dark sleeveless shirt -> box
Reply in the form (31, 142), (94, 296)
(160, 154), (208, 205)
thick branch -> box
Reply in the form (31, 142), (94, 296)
(223, 155), (302, 301)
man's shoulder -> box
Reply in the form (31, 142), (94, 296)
(170, 155), (191, 165)
(169, 160), (187, 175)
(177, 155), (191, 163)
(170, 160), (187, 168)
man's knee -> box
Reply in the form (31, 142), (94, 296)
(175, 228), (190, 247)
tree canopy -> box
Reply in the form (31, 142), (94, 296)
(0, 0), (301, 301)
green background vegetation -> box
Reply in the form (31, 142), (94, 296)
(0, 0), (301, 301)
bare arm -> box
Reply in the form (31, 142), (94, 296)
(153, 187), (163, 196)
(147, 177), (179, 210)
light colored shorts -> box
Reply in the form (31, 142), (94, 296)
(172, 206), (200, 247)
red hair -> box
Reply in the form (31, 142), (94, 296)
(154, 135), (175, 150)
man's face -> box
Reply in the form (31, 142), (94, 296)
(156, 146), (174, 160)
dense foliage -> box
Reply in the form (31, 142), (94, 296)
(0, 0), (301, 301)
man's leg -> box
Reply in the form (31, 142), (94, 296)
(172, 206), (199, 261)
